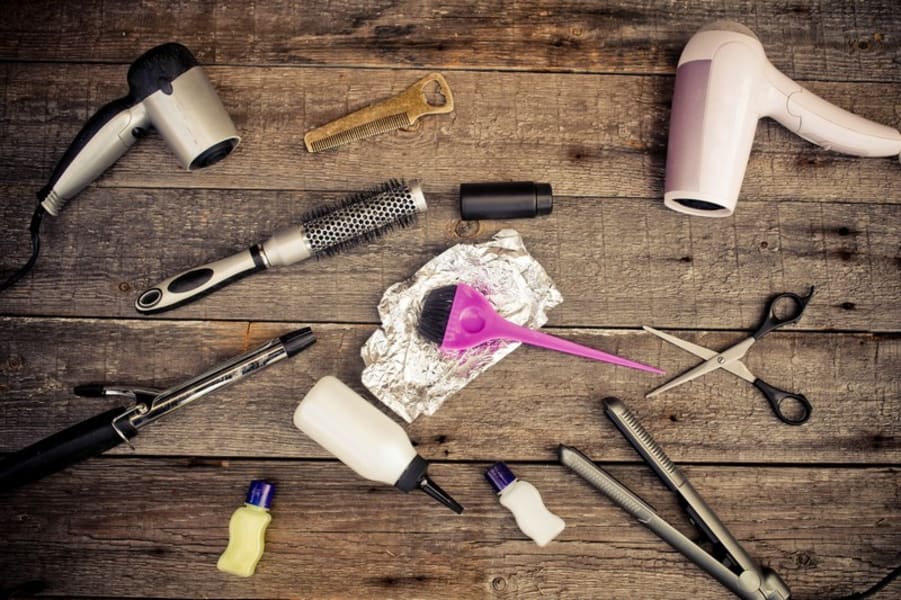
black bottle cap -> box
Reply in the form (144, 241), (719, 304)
(459, 181), (553, 221)
(279, 326), (316, 357)
(395, 454), (465, 514)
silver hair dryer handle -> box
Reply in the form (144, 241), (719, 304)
(38, 99), (150, 216)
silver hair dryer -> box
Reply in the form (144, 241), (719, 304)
(664, 21), (901, 217)
(1, 43), (239, 291)
(38, 42), (239, 216)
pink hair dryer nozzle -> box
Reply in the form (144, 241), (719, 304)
(664, 21), (901, 217)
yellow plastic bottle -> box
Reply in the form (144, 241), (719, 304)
(217, 480), (274, 577)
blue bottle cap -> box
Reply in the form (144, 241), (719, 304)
(485, 462), (517, 494)
(245, 480), (275, 509)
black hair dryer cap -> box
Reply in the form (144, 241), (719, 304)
(459, 181), (553, 221)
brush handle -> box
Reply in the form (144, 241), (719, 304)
(135, 224), (318, 314)
(135, 247), (268, 314)
(492, 318), (664, 374)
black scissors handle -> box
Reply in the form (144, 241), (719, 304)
(753, 379), (812, 425)
(752, 286), (815, 340)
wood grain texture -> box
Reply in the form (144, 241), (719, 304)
(0, 1), (898, 82)
(1, 318), (897, 464)
(1, 64), (899, 199)
(0, 2), (898, 599)
(0, 460), (898, 599)
(1, 187), (898, 329)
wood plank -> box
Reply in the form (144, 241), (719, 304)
(1, 187), (898, 330)
(0, 5), (897, 600)
(1, 64), (900, 200)
(0, 1), (898, 82)
(1, 318), (897, 464)
(0, 459), (897, 599)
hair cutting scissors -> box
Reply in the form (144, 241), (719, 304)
(643, 287), (815, 425)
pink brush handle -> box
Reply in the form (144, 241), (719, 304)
(493, 318), (664, 374)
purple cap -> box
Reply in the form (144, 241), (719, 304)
(485, 462), (517, 494)
(245, 480), (275, 509)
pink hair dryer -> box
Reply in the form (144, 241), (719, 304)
(664, 21), (901, 217)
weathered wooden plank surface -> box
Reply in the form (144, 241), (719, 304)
(2, 187), (899, 329)
(1, 318), (897, 464)
(1, 65), (899, 199)
(0, 1), (899, 599)
(0, 1), (898, 82)
(0, 460), (898, 599)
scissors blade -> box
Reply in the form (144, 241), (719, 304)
(646, 336), (757, 397)
(720, 358), (756, 384)
(642, 326), (717, 360)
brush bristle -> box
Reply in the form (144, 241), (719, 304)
(418, 284), (459, 344)
(301, 179), (423, 257)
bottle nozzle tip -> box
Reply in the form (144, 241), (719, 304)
(420, 475), (464, 514)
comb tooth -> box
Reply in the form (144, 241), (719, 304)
(309, 113), (412, 152)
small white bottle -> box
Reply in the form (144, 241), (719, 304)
(293, 376), (464, 513)
(486, 462), (565, 547)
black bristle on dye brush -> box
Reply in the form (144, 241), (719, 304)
(136, 179), (428, 314)
(417, 285), (457, 345)
(418, 283), (664, 374)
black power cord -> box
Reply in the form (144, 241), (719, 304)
(0, 579), (47, 599)
(0, 204), (45, 293)
(831, 564), (901, 599)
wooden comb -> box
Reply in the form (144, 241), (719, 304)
(304, 72), (454, 153)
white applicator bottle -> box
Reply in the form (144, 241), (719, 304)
(293, 375), (464, 514)
(485, 462), (565, 546)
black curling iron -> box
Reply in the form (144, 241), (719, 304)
(0, 327), (314, 491)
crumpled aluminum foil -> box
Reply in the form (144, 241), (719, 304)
(361, 229), (562, 422)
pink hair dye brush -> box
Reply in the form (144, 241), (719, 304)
(418, 283), (664, 374)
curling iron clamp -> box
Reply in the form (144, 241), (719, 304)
(0, 327), (316, 491)
(560, 398), (791, 600)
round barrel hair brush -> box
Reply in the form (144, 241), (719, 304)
(418, 283), (664, 374)
(136, 179), (427, 313)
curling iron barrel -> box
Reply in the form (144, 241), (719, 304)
(38, 42), (239, 216)
(664, 21), (901, 217)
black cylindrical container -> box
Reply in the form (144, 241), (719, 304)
(459, 182), (553, 220)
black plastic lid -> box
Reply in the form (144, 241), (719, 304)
(485, 462), (517, 494)
(459, 181), (553, 221)
(279, 327), (316, 356)
(395, 454), (464, 514)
